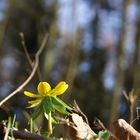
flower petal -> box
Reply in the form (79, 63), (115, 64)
(28, 99), (42, 105)
(24, 91), (41, 98)
(50, 81), (68, 96)
(27, 103), (40, 108)
(37, 82), (51, 96)
(27, 99), (42, 108)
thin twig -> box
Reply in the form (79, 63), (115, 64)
(19, 32), (33, 66)
(123, 89), (137, 124)
(130, 107), (140, 125)
(73, 100), (89, 124)
(0, 33), (48, 107)
(130, 114), (140, 125)
(19, 32), (43, 81)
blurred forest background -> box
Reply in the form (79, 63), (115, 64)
(0, 0), (140, 135)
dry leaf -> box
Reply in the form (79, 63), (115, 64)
(112, 119), (140, 140)
(66, 113), (97, 140)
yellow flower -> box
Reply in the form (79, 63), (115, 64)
(24, 81), (68, 108)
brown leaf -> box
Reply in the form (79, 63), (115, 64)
(66, 113), (97, 140)
(112, 119), (140, 140)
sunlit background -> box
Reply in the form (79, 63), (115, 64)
(0, 0), (140, 134)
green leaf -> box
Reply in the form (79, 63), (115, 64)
(40, 131), (50, 137)
(42, 97), (54, 115)
(51, 114), (59, 124)
(52, 96), (72, 110)
(98, 130), (110, 140)
(31, 106), (42, 120)
(53, 103), (70, 115)
(51, 97), (71, 115)
(44, 112), (59, 124)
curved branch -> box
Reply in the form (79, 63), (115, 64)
(0, 33), (49, 107)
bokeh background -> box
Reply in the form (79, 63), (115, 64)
(0, 0), (140, 134)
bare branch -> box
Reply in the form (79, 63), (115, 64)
(20, 32), (33, 66)
(73, 100), (89, 124)
(0, 33), (49, 107)
(20, 32), (43, 81)
(123, 89), (137, 124)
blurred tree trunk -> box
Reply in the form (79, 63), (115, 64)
(65, 31), (81, 101)
(0, 3), (9, 48)
(110, 0), (130, 129)
(42, 2), (58, 78)
(133, 15), (140, 89)
(65, 1), (81, 95)
(132, 7), (140, 130)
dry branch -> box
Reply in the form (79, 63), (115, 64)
(0, 33), (48, 107)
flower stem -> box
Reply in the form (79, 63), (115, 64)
(48, 111), (52, 136)
(29, 118), (33, 133)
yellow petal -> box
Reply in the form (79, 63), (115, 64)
(27, 102), (40, 108)
(37, 82), (51, 96)
(28, 99), (42, 105)
(50, 81), (68, 96)
(24, 91), (41, 98)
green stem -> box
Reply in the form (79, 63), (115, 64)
(48, 111), (52, 136)
(29, 118), (33, 133)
